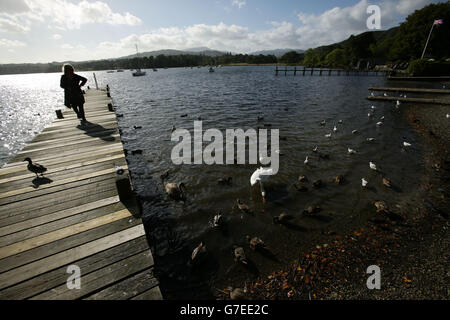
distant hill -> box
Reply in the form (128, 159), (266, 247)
(119, 47), (228, 59)
(250, 49), (305, 57)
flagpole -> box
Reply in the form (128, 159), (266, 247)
(421, 22), (435, 59)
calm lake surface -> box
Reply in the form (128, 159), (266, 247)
(0, 66), (430, 298)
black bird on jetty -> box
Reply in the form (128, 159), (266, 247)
(24, 157), (47, 177)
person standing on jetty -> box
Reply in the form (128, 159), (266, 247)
(60, 63), (88, 123)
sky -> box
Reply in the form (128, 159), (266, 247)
(0, 0), (445, 63)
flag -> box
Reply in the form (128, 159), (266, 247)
(434, 19), (443, 25)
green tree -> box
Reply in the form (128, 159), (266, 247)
(324, 48), (348, 68)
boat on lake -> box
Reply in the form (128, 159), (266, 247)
(132, 44), (146, 77)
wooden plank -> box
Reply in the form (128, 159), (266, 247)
(0, 177), (117, 219)
(369, 86), (450, 94)
(388, 76), (450, 81)
(0, 201), (124, 245)
(367, 96), (450, 105)
(131, 286), (163, 300)
(0, 209), (132, 259)
(0, 217), (140, 274)
(0, 196), (120, 237)
(0, 147), (123, 176)
(0, 154), (124, 184)
(85, 268), (159, 300)
(2, 143), (123, 169)
(18, 134), (120, 155)
(0, 166), (127, 201)
(0, 224), (146, 290)
(31, 250), (153, 300)
(0, 236), (149, 300)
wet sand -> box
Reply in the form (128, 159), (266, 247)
(216, 94), (450, 300)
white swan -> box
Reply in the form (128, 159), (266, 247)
(250, 167), (273, 203)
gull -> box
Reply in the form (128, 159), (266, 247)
(370, 162), (377, 171)
(396, 100), (401, 106)
(362, 178), (368, 187)
(352, 130), (358, 134)
(348, 148), (356, 154)
(325, 133), (332, 138)
(213, 213), (223, 228)
(446, 114), (450, 119)
(333, 126), (337, 132)
(304, 156), (309, 165)
(313, 146), (318, 153)
(320, 120), (326, 126)
(371, 105), (377, 110)
(368, 112), (374, 118)
(371, 92), (374, 97)
(338, 120), (343, 124)
(383, 93), (388, 97)
(250, 167), (273, 203)
(367, 138), (375, 142)
(380, 116), (385, 121)
(376, 121), (383, 126)
(403, 142), (412, 148)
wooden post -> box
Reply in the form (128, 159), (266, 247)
(108, 103), (114, 112)
(338, 70), (341, 76)
(303, 67), (306, 76)
(294, 66), (297, 76)
(328, 69), (332, 76)
(311, 67), (314, 75)
(275, 66), (278, 76)
(285, 67), (287, 76)
(93, 73), (98, 90)
(319, 68), (323, 76)
(55, 110), (64, 119)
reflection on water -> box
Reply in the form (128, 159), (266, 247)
(0, 67), (429, 299)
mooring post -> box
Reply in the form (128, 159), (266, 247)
(319, 68), (323, 76)
(106, 84), (111, 97)
(303, 67), (306, 76)
(328, 69), (332, 76)
(93, 73), (99, 90)
(294, 66), (297, 76)
(275, 66), (278, 76)
(55, 109), (64, 119)
(311, 67), (314, 75)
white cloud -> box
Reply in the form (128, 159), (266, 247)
(0, 38), (27, 47)
(0, 0), (142, 34)
(52, 34), (62, 40)
(232, 0), (246, 9)
(0, 0), (30, 14)
(61, 43), (86, 50)
(0, 17), (30, 33)
(295, 0), (440, 49)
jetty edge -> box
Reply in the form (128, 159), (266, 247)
(0, 87), (162, 300)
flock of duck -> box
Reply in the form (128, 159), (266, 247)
(154, 93), (415, 275)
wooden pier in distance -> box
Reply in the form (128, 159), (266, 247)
(367, 86), (450, 105)
(0, 88), (162, 300)
(275, 66), (388, 77)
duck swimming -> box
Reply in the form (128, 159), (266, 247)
(24, 157), (47, 177)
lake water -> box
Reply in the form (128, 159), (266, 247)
(0, 66), (428, 298)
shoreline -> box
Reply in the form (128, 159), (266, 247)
(217, 95), (450, 300)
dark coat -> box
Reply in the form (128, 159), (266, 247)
(60, 73), (87, 107)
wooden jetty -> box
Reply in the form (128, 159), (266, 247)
(367, 95), (450, 105)
(275, 66), (387, 77)
(0, 88), (162, 300)
(369, 86), (450, 95)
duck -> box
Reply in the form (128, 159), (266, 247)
(312, 179), (323, 188)
(294, 184), (308, 192)
(235, 198), (251, 213)
(164, 181), (186, 201)
(376, 121), (383, 126)
(191, 241), (207, 262)
(218, 177), (232, 185)
(348, 148), (356, 155)
(320, 120), (326, 126)
(362, 178), (368, 187)
(273, 212), (294, 224)
(369, 162), (377, 171)
(213, 213), (223, 228)
(114, 164), (124, 175)
(230, 288), (246, 300)
(366, 138), (375, 142)
(233, 246), (248, 264)
(24, 158), (47, 177)
(313, 146), (318, 153)
(298, 175), (308, 183)
(325, 133), (332, 138)
(304, 156), (309, 165)
(403, 142), (412, 148)
(246, 235), (267, 251)
(374, 201), (389, 213)
(133, 125), (142, 130)
(303, 205), (322, 215)
(382, 177), (391, 188)
(257, 116), (264, 122)
(334, 175), (344, 185)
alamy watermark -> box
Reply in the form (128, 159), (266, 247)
(171, 121), (280, 175)
(66, 265), (81, 290)
(367, 5), (381, 30)
(366, 265), (381, 290)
